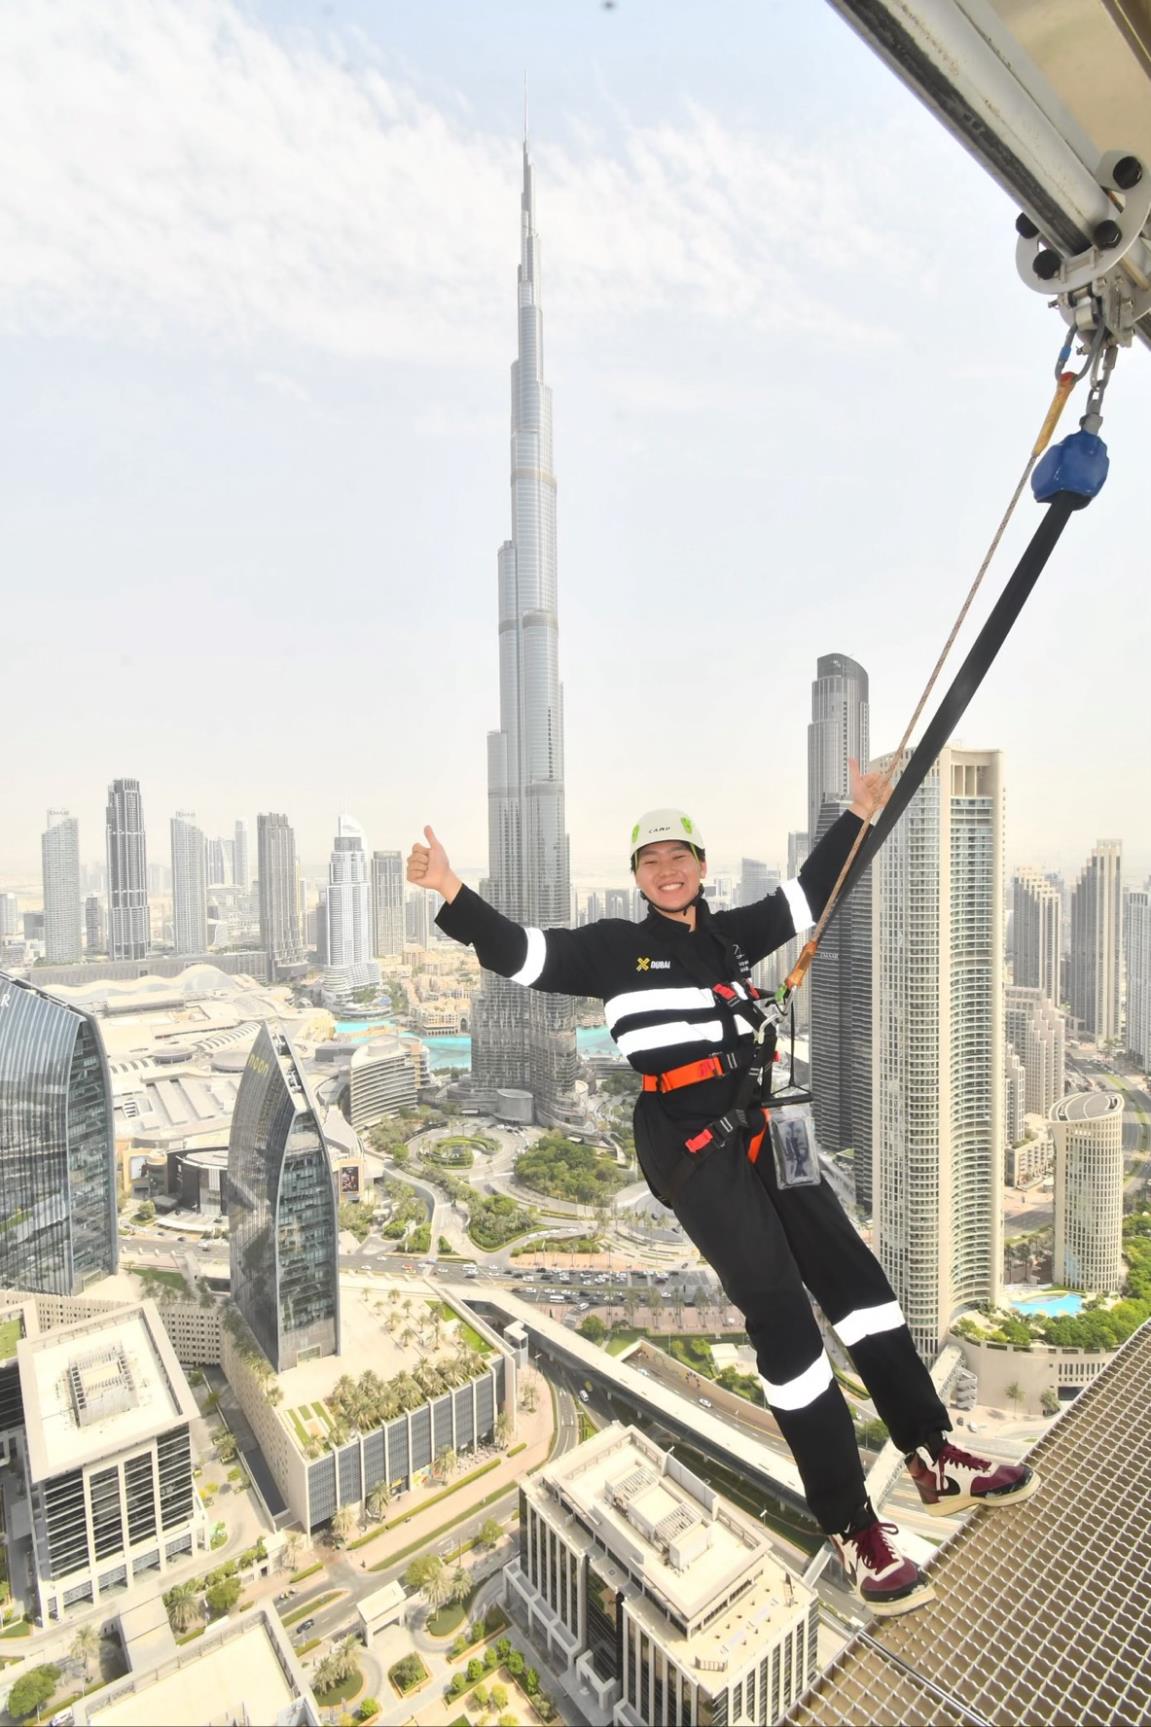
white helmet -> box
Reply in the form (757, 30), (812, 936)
(630, 808), (705, 866)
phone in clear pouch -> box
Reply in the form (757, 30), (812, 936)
(767, 1095), (820, 1189)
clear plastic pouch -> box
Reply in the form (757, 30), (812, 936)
(769, 1098), (821, 1189)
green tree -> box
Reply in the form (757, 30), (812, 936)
(491, 1682), (509, 1709)
(357, 1700), (380, 1721)
(577, 1314), (607, 1344)
(403, 1554), (439, 1591)
(1040, 1387), (1061, 1416)
(422, 1558), (453, 1614)
(205, 1576), (242, 1617)
(524, 1666), (540, 1694)
(330, 1505), (356, 1547)
(7, 1666), (60, 1723)
(163, 1581), (202, 1635)
(467, 1656), (485, 1684)
(473, 1683), (489, 1709)
(477, 1516), (503, 1550)
(506, 1649), (525, 1677)
(366, 1481), (392, 1521)
(1005, 1379), (1024, 1415)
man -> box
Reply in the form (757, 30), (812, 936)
(408, 767), (1036, 1616)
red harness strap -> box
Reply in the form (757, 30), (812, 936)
(641, 1055), (727, 1093)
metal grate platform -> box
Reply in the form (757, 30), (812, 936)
(784, 1320), (1151, 1726)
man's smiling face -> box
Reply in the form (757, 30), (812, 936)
(633, 840), (705, 915)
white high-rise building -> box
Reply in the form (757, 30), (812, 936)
(325, 816), (373, 969)
(1004, 985), (1066, 1117)
(1050, 1092), (1124, 1292)
(0, 893), (18, 940)
(42, 810), (81, 964)
(405, 889), (433, 950)
(1127, 884), (1151, 1070)
(233, 819), (249, 892)
(1012, 867), (1062, 1000)
(105, 778), (150, 960)
(1005, 1040), (1027, 1148)
(873, 746), (1004, 1359)
(471, 135), (578, 1126)
(371, 851), (405, 957)
(1070, 840), (1122, 1044)
(171, 812), (208, 956)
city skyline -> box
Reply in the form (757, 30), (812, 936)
(4, 1), (1150, 882)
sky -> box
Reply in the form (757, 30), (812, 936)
(3, 0), (1149, 890)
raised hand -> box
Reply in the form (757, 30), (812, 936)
(406, 826), (461, 901)
(848, 758), (893, 822)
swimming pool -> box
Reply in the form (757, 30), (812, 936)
(1009, 1291), (1084, 1318)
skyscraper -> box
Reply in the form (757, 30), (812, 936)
(1050, 1092), (1123, 1293)
(1012, 866), (1062, 1000)
(807, 656), (870, 1195)
(1127, 884), (1151, 1070)
(41, 809), (81, 964)
(405, 889), (432, 951)
(205, 837), (229, 887)
(257, 813), (305, 980)
(0, 972), (118, 1293)
(1004, 985), (1066, 1117)
(84, 894), (106, 955)
(371, 851), (405, 957)
(233, 819), (249, 892)
(471, 135), (578, 1124)
(325, 817), (373, 969)
(807, 654), (869, 845)
(171, 812), (208, 957)
(228, 1023), (340, 1371)
(105, 777), (150, 960)
(873, 747), (1004, 1359)
(1070, 841), (1122, 1044)
(0, 893), (18, 940)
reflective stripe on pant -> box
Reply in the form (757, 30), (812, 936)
(634, 1101), (950, 1534)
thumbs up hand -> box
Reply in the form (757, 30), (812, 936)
(406, 826), (462, 903)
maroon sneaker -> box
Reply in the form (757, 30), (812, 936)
(907, 1441), (1039, 1515)
(830, 1516), (935, 1617)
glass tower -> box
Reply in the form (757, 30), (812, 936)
(106, 778), (150, 960)
(171, 812), (208, 956)
(257, 812), (305, 980)
(807, 653), (870, 845)
(227, 1023), (340, 1371)
(42, 810), (82, 965)
(0, 973), (118, 1293)
(472, 135), (578, 1125)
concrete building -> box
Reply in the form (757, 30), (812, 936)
(604, 889), (632, 921)
(73, 1605), (320, 1726)
(222, 1279), (513, 1532)
(807, 652), (869, 846)
(506, 1422), (819, 1727)
(1004, 1040), (1026, 1149)
(737, 858), (778, 911)
(1011, 866), (1062, 1000)
(405, 888), (433, 950)
(257, 813), (306, 981)
(233, 819), (249, 892)
(1050, 1091), (1124, 1293)
(42, 809), (82, 964)
(347, 1036), (428, 1130)
(0, 892), (19, 940)
(106, 778), (150, 961)
(85, 893), (107, 955)
(228, 1024), (340, 1372)
(14, 1300), (203, 1620)
(0, 973), (118, 1295)
(1125, 884), (1151, 1070)
(170, 812), (208, 957)
(873, 747), (1004, 1359)
(370, 849), (405, 957)
(809, 796), (873, 1212)
(1004, 985), (1065, 1117)
(471, 138), (579, 1127)
(1070, 840), (1122, 1043)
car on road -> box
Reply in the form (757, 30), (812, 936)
(698, 1397), (713, 1410)
(296, 1617), (315, 1633)
(579, 1390), (590, 1403)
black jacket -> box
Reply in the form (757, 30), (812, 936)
(436, 809), (863, 1121)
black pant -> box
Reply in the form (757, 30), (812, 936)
(634, 1100), (950, 1534)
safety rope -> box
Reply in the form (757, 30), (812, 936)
(781, 322), (1115, 1000)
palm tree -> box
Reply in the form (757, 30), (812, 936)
(164, 1582), (201, 1635)
(330, 1506), (355, 1547)
(449, 1564), (471, 1606)
(284, 1530), (302, 1571)
(71, 1623), (99, 1684)
(437, 1446), (458, 1482)
(332, 1633), (361, 1682)
(421, 1559), (453, 1615)
(366, 1481), (392, 1522)
(313, 1652), (342, 1696)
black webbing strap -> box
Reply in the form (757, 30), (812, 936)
(820, 492), (1079, 928)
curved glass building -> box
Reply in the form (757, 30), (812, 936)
(0, 973), (118, 1294)
(227, 1023), (340, 1371)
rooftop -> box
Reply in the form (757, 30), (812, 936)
(783, 1318), (1151, 1727)
(1050, 1090), (1124, 1124)
(18, 1301), (197, 1481)
(77, 1607), (316, 1726)
(533, 1424), (811, 1669)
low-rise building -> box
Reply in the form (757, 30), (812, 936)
(507, 1422), (818, 1726)
(73, 1604), (320, 1725)
(14, 1299), (205, 1620)
(347, 1036), (428, 1129)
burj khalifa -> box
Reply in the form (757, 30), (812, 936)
(470, 137), (580, 1126)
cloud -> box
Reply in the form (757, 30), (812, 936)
(0, 0), (917, 363)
